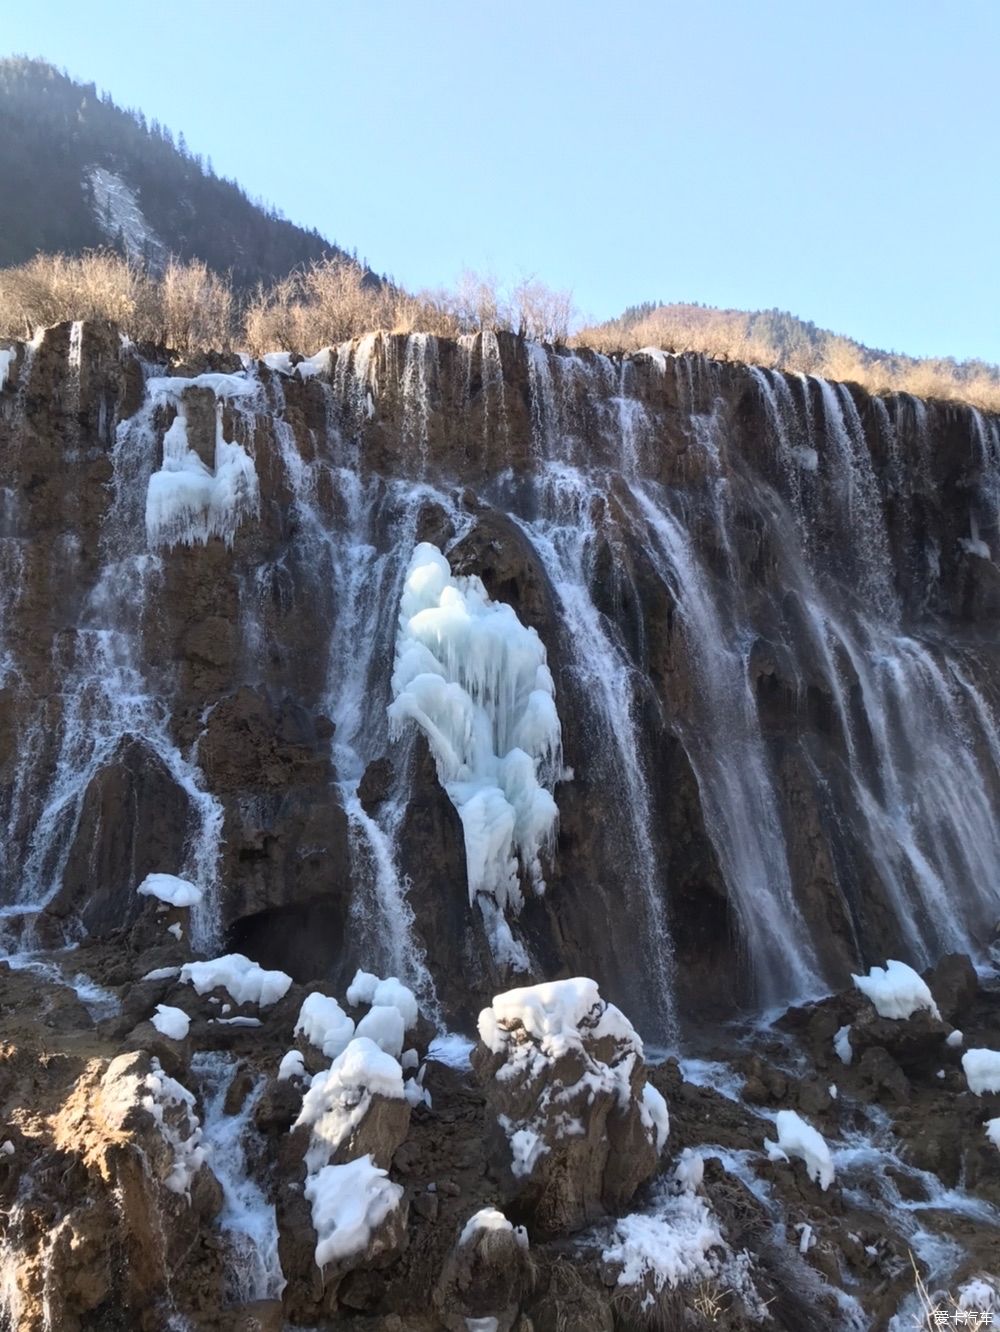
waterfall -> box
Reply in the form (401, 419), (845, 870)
(2, 323), (1000, 1033)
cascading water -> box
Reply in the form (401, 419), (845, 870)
(2, 321), (1000, 1029)
(192, 1051), (285, 1304)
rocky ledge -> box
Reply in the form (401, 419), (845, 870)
(0, 895), (998, 1331)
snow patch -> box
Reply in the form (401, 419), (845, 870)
(834, 1024), (853, 1065)
(151, 1005), (190, 1040)
(303, 1154), (403, 1269)
(180, 954), (291, 1008)
(458, 1206), (528, 1251)
(984, 1118), (1000, 1152)
(851, 960), (941, 1021)
(764, 1110), (835, 1191)
(137, 873), (203, 908)
(88, 166), (166, 267)
(142, 1059), (206, 1196)
(295, 993), (355, 1060)
(278, 1050), (307, 1083)
(962, 1048), (1000, 1095)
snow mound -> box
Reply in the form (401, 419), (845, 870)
(355, 1005), (406, 1060)
(388, 542), (563, 969)
(180, 954), (291, 1008)
(346, 970), (380, 1007)
(278, 1050), (307, 1082)
(137, 873), (203, 908)
(145, 388), (259, 549)
(295, 1037), (405, 1174)
(295, 993), (355, 1060)
(459, 1206), (528, 1250)
(151, 1005), (190, 1040)
(479, 977), (641, 1060)
(850, 959), (941, 1020)
(303, 1154), (403, 1269)
(764, 1110), (835, 1191)
(962, 1048), (1000, 1095)
(947, 1029), (964, 1048)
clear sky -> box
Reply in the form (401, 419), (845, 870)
(3, 1), (999, 362)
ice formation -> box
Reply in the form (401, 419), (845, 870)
(303, 1154), (404, 1269)
(294, 993), (355, 1060)
(984, 1118), (1000, 1152)
(603, 1184), (737, 1307)
(388, 542), (563, 967)
(764, 1110), (835, 1190)
(962, 1049), (1000, 1095)
(151, 1005), (190, 1040)
(295, 1037), (405, 1174)
(142, 966), (181, 981)
(145, 381), (259, 549)
(180, 954), (292, 1008)
(850, 960), (941, 1020)
(674, 1147), (704, 1192)
(834, 1024), (854, 1065)
(141, 1060), (206, 1196)
(137, 873), (203, 908)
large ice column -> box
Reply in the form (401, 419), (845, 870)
(388, 542), (564, 969)
(145, 375), (259, 548)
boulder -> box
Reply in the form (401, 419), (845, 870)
(472, 978), (668, 1237)
(433, 1207), (530, 1332)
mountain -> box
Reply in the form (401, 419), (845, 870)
(0, 56), (349, 287)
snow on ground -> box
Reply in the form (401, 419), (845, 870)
(87, 166), (167, 268)
(180, 954), (291, 1008)
(303, 1154), (403, 1269)
(764, 1109), (835, 1190)
(963, 1049), (1000, 1095)
(388, 542), (564, 969)
(851, 960), (941, 1020)
(137, 873), (203, 908)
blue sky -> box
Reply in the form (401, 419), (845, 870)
(4, 1), (999, 362)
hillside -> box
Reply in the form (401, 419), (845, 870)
(577, 300), (1000, 407)
(0, 57), (349, 288)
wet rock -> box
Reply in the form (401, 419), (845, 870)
(358, 755), (393, 812)
(927, 952), (979, 1022)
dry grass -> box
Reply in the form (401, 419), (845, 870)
(0, 251), (996, 413)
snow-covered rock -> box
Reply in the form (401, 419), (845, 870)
(473, 978), (667, 1235)
(764, 1109), (835, 1191)
(179, 953), (291, 1008)
(294, 992), (355, 1060)
(851, 960), (941, 1020)
(433, 1207), (530, 1332)
(303, 1154), (405, 1270)
(962, 1048), (1000, 1095)
(150, 1005), (190, 1041)
(294, 1037), (408, 1173)
(137, 873), (203, 908)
